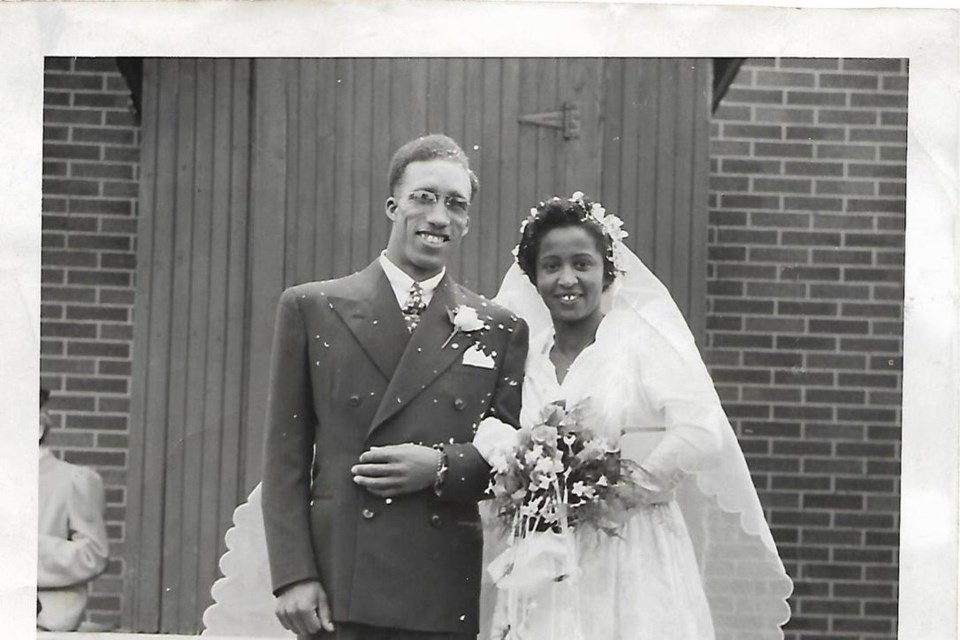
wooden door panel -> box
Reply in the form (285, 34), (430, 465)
(558, 58), (604, 196)
(599, 58), (709, 341)
(127, 58), (255, 633)
(496, 58), (523, 284)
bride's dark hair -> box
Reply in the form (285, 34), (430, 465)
(515, 195), (618, 290)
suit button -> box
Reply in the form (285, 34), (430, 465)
(430, 514), (442, 528)
(362, 508), (375, 519)
(453, 398), (465, 411)
(348, 395), (361, 407)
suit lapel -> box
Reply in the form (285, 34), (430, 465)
(327, 262), (409, 380)
(369, 275), (477, 436)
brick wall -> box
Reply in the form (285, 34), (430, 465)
(40, 57), (140, 628)
(707, 58), (905, 640)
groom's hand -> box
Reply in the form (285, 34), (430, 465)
(275, 580), (334, 635)
(352, 444), (437, 496)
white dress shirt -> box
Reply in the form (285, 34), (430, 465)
(378, 252), (445, 309)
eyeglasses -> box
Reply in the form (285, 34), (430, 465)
(406, 189), (470, 216)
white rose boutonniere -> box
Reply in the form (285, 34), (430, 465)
(442, 304), (486, 348)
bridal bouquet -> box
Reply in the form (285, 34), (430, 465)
(475, 400), (648, 599)
(481, 399), (646, 536)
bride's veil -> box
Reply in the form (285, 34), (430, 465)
(490, 246), (793, 640)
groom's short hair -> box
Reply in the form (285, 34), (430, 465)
(388, 134), (480, 200)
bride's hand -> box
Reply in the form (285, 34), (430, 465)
(275, 579), (334, 635)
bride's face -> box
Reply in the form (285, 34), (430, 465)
(535, 225), (606, 326)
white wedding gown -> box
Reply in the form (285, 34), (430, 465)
(482, 253), (792, 640)
(484, 309), (716, 640)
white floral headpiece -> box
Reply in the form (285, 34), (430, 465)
(513, 191), (629, 273)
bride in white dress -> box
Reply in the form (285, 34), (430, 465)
(202, 193), (792, 640)
(478, 193), (791, 640)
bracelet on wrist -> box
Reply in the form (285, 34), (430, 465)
(433, 446), (449, 496)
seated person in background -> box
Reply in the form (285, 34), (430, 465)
(37, 387), (109, 631)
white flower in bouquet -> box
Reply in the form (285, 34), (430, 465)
(538, 402), (567, 428)
(530, 423), (557, 444)
(524, 444), (545, 467)
(571, 481), (596, 500)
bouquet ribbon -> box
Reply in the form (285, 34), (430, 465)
(487, 529), (579, 597)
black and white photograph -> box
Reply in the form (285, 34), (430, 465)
(2, 4), (958, 640)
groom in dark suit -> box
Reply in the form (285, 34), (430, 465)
(261, 135), (528, 640)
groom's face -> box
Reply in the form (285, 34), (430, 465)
(384, 159), (472, 280)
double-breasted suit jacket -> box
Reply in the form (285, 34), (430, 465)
(262, 260), (528, 635)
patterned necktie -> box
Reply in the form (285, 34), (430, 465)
(402, 282), (426, 333)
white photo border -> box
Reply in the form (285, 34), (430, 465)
(1, 3), (956, 639)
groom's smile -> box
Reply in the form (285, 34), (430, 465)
(416, 230), (450, 246)
(385, 158), (472, 281)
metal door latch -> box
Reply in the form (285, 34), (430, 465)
(518, 101), (581, 140)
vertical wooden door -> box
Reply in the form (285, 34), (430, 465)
(125, 58), (254, 633)
(127, 57), (709, 633)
